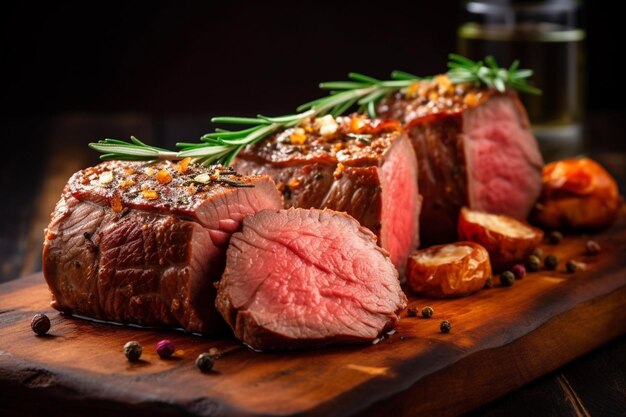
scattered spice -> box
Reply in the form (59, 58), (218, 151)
(500, 271), (515, 287)
(526, 255), (541, 272)
(31, 313), (50, 335)
(208, 347), (221, 360)
(484, 275), (494, 289)
(290, 128), (307, 145)
(124, 341), (142, 362)
(142, 189), (159, 200)
(511, 264), (526, 280)
(156, 169), (172, 185)
(407, 307), (418, 317)
(98, 171), (114, 184)
(110, 193), (123, 213)
(196, 352), (215, 372)
(544, 254), (558, 270)
(156, 339), (175, 359)
(119, 178), (136, 188)
(177, 157), (191, 174)
(422, 306), (434, 318)
(548, 231), (563, 245)
(585, 240), (601, 255)
(440, 320), (452, 334)
(531, 247), (544, 258)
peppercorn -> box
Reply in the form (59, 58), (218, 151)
(531, 248), (544, 258)
(511, 264), (526, 280)
(440, 320), (451, 334)
(500, 271), (515, 287)
(196, 352), (214, 372)
(156, 339), (175, 359)
(566, 260), (584, 273)
(526, 255), (541, 272)
(124, 341), (142, 362)
(585, 240), (601, 255)
(422, 306), (434, 318)
(548, 231), (563, 245)
(31, 313), (50, 335)
(407, 307), (418, 317)
(484, 276), (494, 289)
(544, 254), (558, 270)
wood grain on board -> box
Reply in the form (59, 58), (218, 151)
(1, 216), (626, 417)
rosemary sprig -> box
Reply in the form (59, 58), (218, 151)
(89, 54), (539, 166)
(447, 54), (541, 95)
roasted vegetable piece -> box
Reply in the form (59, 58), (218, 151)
(532, 158), (621, 230)
(407, 241), (492, 297)
(458, 207), (544, 271)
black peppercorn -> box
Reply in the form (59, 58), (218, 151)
(566, 260), (584, 273)
(548, 231), (563, 245)
(407, 307), (418, 317)
(440, 320), (451, 334)
(531, 248), (544, 258)
(544, 254), (558, 270)
(483, 276), (494, 289)
(500, 271), (515, 287)
(585, 240), (601, 255)
(196, 352), (215, 372)
(526, 255), (541, 272)
(31, 313), (50, 335)
(422, 306), (434, 318)
(124, 341), (142, 362)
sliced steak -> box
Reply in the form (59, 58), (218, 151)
(215, 208), (407, 350)
(43, 160), (282, 334)
(235, 115), (421, 274)
(378, 76), (544, 244)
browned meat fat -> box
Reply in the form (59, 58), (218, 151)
(215, 208), (408, 350)
(235, 115), (421, 275)
(378, 77), (543, 245)
(42, 161), (283, 334)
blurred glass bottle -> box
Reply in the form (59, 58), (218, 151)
(458, 0), (585, 160)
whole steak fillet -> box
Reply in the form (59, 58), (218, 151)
(235, 115), (421, 274)
(378, 76), (544, 244)
(215, 208), (407, 350)
(43, 160), (282, 334)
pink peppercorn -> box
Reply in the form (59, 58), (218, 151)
(156, 339), (175, 359)
(511, 264), (526, 280)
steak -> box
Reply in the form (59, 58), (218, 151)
(43, 160), (283, 334)
(215, 208), (407, 350)
(378, 76), (544, 244)
(235, 115), (421, 274)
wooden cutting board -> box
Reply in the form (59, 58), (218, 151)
(2, 215), (626, 417)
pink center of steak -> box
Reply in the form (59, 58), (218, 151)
(464, 95), (543, 218)
(216, 208), (407, 350)
(380, 136), (421, 275)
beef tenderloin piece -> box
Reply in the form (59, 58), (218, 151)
(215, 208), (408, 350)
(235, 115), (421, 275)
(378, 76), (544, 245)
(42, 160), (283, 334)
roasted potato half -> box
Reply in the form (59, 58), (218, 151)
(407, 241), (491, 297)
(531, 158), (621, 230)
(458, 207), (543, 271)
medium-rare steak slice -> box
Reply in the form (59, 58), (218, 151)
(215, 208), (407, 350)
(43, 160), (282, 334)
(378, 75), (544, 244)
(235, 115), (421, 274)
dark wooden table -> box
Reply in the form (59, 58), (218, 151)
(1, 113), (625, 417)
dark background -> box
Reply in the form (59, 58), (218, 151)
(2, 1), (624, 118)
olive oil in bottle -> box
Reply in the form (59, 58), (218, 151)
(458, 1), (585, 160)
